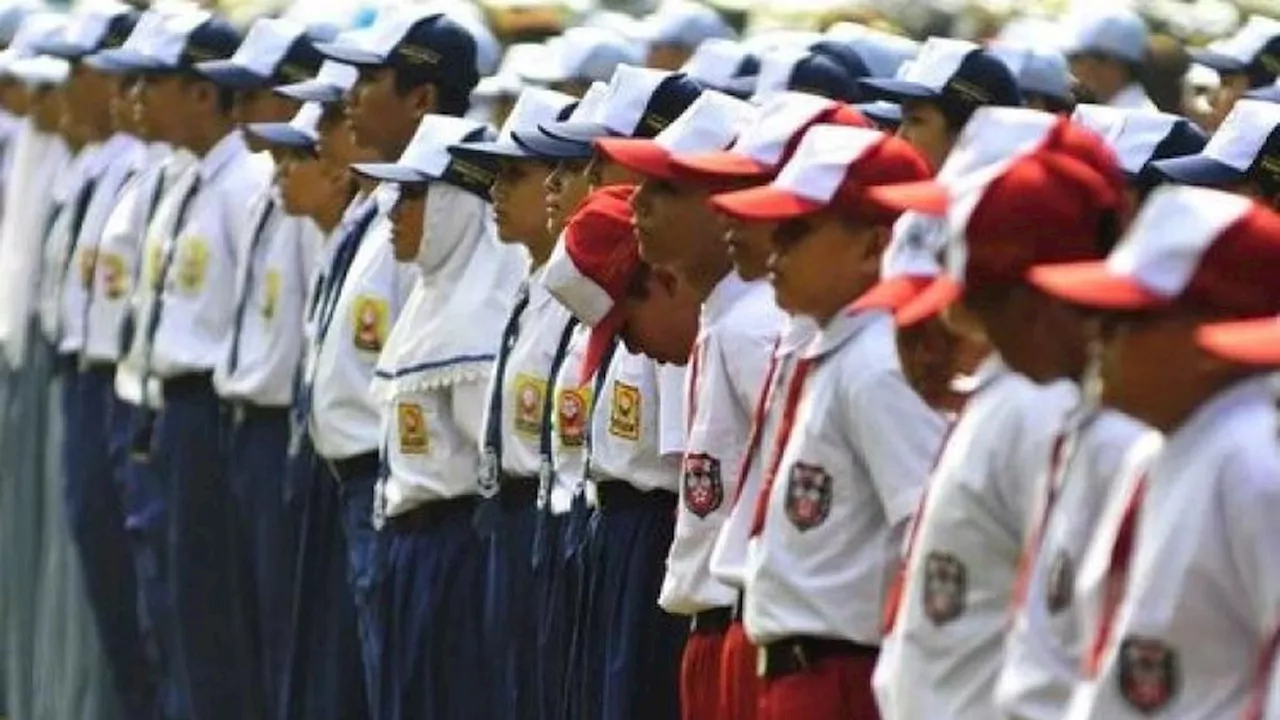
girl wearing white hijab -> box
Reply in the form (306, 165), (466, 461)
(353, 113), (526, 720)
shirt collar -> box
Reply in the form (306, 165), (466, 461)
(802, 307), (888, 360)
(777, 314), (818, 359)
(1109, 82), (1154, 110)
(198, 129), (248, 183)
(1164, 373), (1277, 451)
(701, 271), (755, 327)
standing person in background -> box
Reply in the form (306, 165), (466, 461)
(1065, 8), (1156, 111)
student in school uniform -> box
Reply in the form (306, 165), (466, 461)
(708, 125), (944, 720)
(1152, 98), (1280, 209)
(193, 18), (326, 716)
(1063, 8), (1155, 111)
(448, 86), (577, 720)
(1026, 185), (1280, 719)
(1185, 15), (1280, 130)
(351, 114), (526, 720)
(868, 107), (1132, 720)
(107, 12), (274, 717)
(637, 0), (735, 71)
(520, 26), (643, 98)
(993, 105), (1205, 720)
(679, 38), (758, 98)
(595, 88), (787, 720)
(309, 14), (484, 700)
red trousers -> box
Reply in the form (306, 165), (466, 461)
(719, 621), (759, 720)
(681, 628), (726, 720)
(757, 653), (881, 720)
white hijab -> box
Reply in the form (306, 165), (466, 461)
(372, 183), (528, 401)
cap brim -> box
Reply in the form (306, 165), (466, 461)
(449, 138), (534, 160)
(671, 150), (772, 180)
(865, 180), (948, 216)
(710, 185), (825, 221)
(858, 77), (938, 102)
(580, 308), (626, 386)
(275, 79), (344, 103)
(350, 162), (431, 184)
(1027, 261), (1165, 310)
(595, 138), (675, 180)
(1246, 85), (1280, 103)
(849, 275), (936, 313)
(1150, 154), (1246, 187)
(194, 60), (272, 90)
(38, 41), (93, 60)
(1189, 49), (1248, 75)
(540, 119), (614, 144)
(315, 41), (383, 67)
(1196, 317), (1280, 366)
(83, 50), (132, 73)
(511, 128), (593, 160)
(96, 48), (167, 73)
(894, 276), (963, 327)
(246, 122), (315, 148)
(858, 101), (902, 127)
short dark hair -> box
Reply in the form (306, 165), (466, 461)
(393, 64), (470, 117)
(182, 73), (234, 115)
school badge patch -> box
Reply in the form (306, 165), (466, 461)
(558, 387), (590, 447)
(608, 381), (641, 441)
(176, 238), (209, 294)
(922, 551), (967, 626)
(1118, 636), (1178, 714)
(262, 270), (281, 321)
(351, 295), (390, 352)
(784, 463), (831, 531)
(1045, 549), (1074, 615)
(513, 374), (546, 436)
(681, 454), (722, 518)
(101, 253), (127, 299)
(397, 402), (428, 455)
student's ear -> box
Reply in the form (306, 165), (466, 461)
(407, 82), (437, 121)
(652, 265), (681, 297)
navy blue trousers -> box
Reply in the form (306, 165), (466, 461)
(223, 404), (295, 720)
(277, 442), (368, 720)
(483, 494), (540, 720)
(154, 377), (255, 718)
(334, 464), (382, 714)
(574, 487), (686, 720)
(532, 508), (570, 720)
(377, 500), (487, 720)
(64, 367), (158, 719)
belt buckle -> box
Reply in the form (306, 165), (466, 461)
(232, 403), (247, 427)
(790, 641), (810, 672)
(756, 645), (768, 678)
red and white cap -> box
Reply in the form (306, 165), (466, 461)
(1030, 185), (1280, 318)
(542, 186), (643, 384)
(847, 214), (948, 313)
(873, 108), (1127, 326)
(669, 91), (869, 181)
(709, 124), (931, 222)
(1196, 315), (1280, 366)
(593, 89), (757, 181)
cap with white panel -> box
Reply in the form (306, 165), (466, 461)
(0, 1), (34, 48)
(473, 42), (545, 100)
(837, 30), (920, 79)
(750, 46), (866, 105)
(539, 65), (703, 144)
(7, 52), (68, 86)
(316, 7), (482, 93)
(519, 26), (642, 86)
(680, 37), (758, 98)
(672, 91), (869, 180)
(195, 17), (326, 89)
(1063, 7), (1149, 64)
(988, 42), (1074, 105)
(92, 10), (241, 74)
(859, 37), (1022, 109)
(246, 101), (326, 149)
(1031, 185), (1280, 318)
(511, 80), (607, 160)
(82, 9), (161, 74)
(710, 124), (932, 222)
(848, 212), (949, 314)
(1151, 98), (1280, 187)
(450, 87), (576, 160)
(1190, 15), (1280, 87)
(352, 114), (497, 199)
(1070, 104), (1208, 186)
(636, 0), (733, 49)
(274, 56), (359, 104)
(0, 12), (66, 76)
(36, 2), (136, 60)
(593, 89), (756, 181)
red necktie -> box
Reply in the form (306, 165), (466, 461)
(1009, 430), (1073, 613)
(730, 339), (782, 508)
(1084, 473), (1148, 677)
(748, 357), (813, 537)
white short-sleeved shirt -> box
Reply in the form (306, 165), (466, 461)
(549, 324), (590, 514)
(308, 200), (417, 460)
(996, 408), (1151, 720)
(381, 380), (490, 516)
(131, 131), (272, 379)
(1066, 376), (1280, 720)
(660, 274), (784, 616)
(57, 133), (143, 355)
(1109, 82), (1158, 111)
(873, 354), (1079, 720)
(480, 268), (577, 479)
(745, 310), (944, 645)
(588, 348), (685, 491)
(213, 189), (322, 408)
(38, 144), (98, 346)
(710, 315), (819, 590)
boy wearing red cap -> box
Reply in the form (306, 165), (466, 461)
(868, 107), (1131, 720)
(710, 124), (944, 720)
(1025, 185), (1280, 719)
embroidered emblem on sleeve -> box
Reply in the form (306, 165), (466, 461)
(784, 462), (831, 531)
(557, 386), (591, 447)
(101, 253), (127, 299)
(351, 295), (390, 352)
(513, 373), (546, 437)
(1045, 549), (1075, 615)
(1118, 636), (1178, 713)
(176, 237), (209, 294)
(682, 453), (723, 518)
(397, 402), (429, 455)
(145, 240), (163, 289)
(608, 381), (641, 441)
(262, 270), (281, 321)
(922, 551), (967, 626)
(78, 248), (97, 290)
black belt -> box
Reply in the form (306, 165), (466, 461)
(54, 353), (78, 375)
(594, 481), (677, 512)
(733, 591), (745, 622)
(80, 360), (116, 375)
(161, 372), (214, 400)
(756, 636), (879, 680)
(498, 474), (538, 511)
(223, 400), (287, 425)
(384, 495), (479, 534)
(325, 451), (380, 483)
(691, 606), (734, 635)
